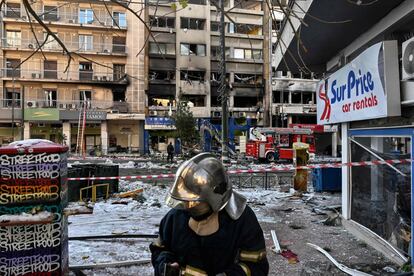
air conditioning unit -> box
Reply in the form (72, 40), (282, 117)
(212, 111), (221, 118)
(28, 43), (34, 49)
(94, 76), (99, 81)
(103, 49), (109, 53)
(27, 101), (37, 107)
(31, 73), (40, 79)
(239, 112), (247, 118)
(21, 15), (27, 20)
(68, 19), (75, 23)
(59, 103), (67, 109)
(402, 37), (414, 80)
(149, 110), (158, 116)
(102, 76), (108, 81)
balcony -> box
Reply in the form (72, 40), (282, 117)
(180, 80), (207, 95)
(20, 99), (130, 111)
(1, 68), (127, 84)
(2, 38), (127, 55)
(2, 10), (127, 29)
(272, 103), (317, 115)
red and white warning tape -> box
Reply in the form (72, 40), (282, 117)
(66, 158), (411, 181)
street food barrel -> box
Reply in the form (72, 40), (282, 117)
(0, 139), (69, 275)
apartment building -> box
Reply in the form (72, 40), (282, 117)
(271, 71), (317, 127)
(0, 0), (145, 154)
(145, 0), (271, 152)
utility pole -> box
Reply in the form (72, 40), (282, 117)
(218, 0), (228, 162)
(20, 85), (24, 140)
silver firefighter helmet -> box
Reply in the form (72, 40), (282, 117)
(166, 152), (246, 219)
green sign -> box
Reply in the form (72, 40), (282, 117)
(24, 108), (59, 121)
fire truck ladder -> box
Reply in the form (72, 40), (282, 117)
(200, 120), (236, 156)
(75, 99), (88, 156)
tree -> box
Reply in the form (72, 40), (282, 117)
(172, 98), (199, 148)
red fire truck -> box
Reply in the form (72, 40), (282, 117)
(246, 126), (316, 162)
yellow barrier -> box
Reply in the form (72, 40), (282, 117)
(80, 183), (110, 202)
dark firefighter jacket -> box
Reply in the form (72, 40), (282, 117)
(150, 205), (269, 276)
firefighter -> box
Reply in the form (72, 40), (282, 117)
(150, 153), (269, 276)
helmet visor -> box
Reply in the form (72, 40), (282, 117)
(165, 195), (205, 210)
(169, 176), (201, 201)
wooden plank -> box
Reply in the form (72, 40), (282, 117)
(69, 234), (158, 240)
(69, 259), (151, 270)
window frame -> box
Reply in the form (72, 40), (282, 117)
(79, 9), (94, 24)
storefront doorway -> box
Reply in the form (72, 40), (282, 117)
(349, 127), (413, 261)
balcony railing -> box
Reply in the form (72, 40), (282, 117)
(0, 99), (133, 110)
(2, 38), (127, 54)
(1, 68), (125, 83)
(2, 10), (127, 29)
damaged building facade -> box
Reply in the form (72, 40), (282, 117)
(0, 0), (146, 154)
(145, 0), (274, 152)
(274, 0), (414, 266)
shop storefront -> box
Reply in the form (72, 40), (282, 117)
(24, 108), (62, 142)
(318, 41), (412, 264)
(144, 117), (176, 154)
(106, 113), (145, 154)
(60, 110), (107, 154)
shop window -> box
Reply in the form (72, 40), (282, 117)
(43, 6), (59, 21)
(6, 31), (21, 47)
(4, 88), (21, 108)
(79, 62), (93, 80)
(113, 12), (126, 28)
(350, 136), (411, 254)
(150, 16), (175, 28)
(112, 36), (126, 53)
(79, 9), (94, 24)
(181, 18), (205, 30)
(5, 3), (20, 18)
(79, 34), (93, 51)
(113, 64), (125, 81)
(180, 43), (206, 56)
(6, 59), (20, 78)
(44, 60), (57, 79)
